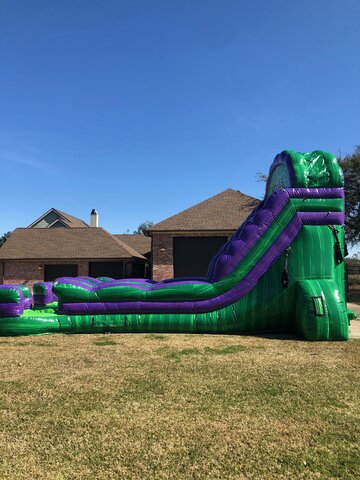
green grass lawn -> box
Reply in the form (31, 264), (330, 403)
(0, 333), (359, 479)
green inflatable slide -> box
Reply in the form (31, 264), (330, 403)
(0, 150), (355, 340)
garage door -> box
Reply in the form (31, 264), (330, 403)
(173, 237), (228, 278)
(89, 261), (124, 279)
(44, 264), (78, 281)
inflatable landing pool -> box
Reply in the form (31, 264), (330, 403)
(0, 150), (355, 340)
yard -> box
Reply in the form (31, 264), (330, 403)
(0, 333), (359, 479)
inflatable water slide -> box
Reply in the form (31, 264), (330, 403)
(0, 150), (354, 340)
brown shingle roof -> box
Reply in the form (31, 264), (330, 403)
(0, 228), (145, 260)
(28, 208), (89, 228)
(148, 189), (260, 232)
(113, 234), (151, 255)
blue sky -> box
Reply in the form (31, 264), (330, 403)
(1, 0), (359, 234)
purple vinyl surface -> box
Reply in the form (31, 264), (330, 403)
(286, 187), (344, 198)
(0, 303), (25, 316)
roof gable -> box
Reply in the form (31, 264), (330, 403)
(148, 189), (260, 232)
(28, 208), (89, 228)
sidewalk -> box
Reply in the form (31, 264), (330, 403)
(348, 303), (360, 339)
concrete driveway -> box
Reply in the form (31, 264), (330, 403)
(348, 302), (360, 339)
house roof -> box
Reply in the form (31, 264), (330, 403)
(28, 208), (89, 228)
(148, 188), (260, 232)
(0, 228), (145, 260)
(113, 234), (151, 255)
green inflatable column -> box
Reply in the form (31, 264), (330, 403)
(295, 280), (348, 341)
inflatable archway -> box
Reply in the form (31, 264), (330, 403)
(0, 150), (353, 340)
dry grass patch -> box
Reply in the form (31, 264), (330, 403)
(0, 334), (359, 479)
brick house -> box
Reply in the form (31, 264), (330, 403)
(147, 188), (260, 281)
(0, 227), (148, 286)
(0, 207), (152, 285)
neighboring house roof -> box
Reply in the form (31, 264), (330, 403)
(113, 234), (151, 256)
(148, 188), (260, 232)
(28, 208), (89, 228)
(0, 228), (145, 260)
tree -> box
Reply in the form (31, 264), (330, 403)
(339, 146), (360, 246)
(0, 231), (11, 247)
(255, 171), (268, 183)
(133, 220), (154, 234)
